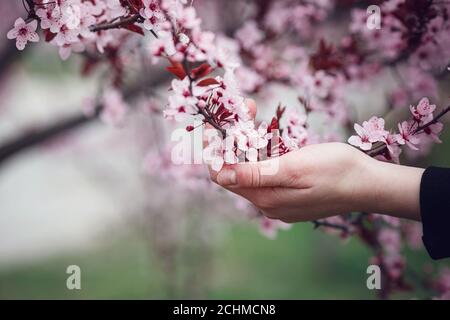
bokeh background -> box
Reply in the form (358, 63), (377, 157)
(1, 1), (450, 299)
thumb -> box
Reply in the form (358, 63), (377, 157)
(216, 158), (284, 188)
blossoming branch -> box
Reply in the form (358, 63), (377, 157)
(7, 0), (450, 300)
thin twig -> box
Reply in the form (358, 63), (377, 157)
(311, 220), (350, 233)
(414, 106), (450, 134)
(89, 14), (142, 32)
(366, 105), (450, 157)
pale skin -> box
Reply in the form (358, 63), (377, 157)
(208, 100), (424, 223)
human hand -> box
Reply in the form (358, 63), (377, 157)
(208, 103), (424, 223)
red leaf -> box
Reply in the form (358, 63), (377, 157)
(309, 38), (343, 71)
(276, 104), (286, 120)
(166, 60), (186, 80)
(218, 109), (232, 121)
(120, 0), (144, 13)
(190, 63), (213, 79)
(196, 78), (220, 87)
(123, 23), (145, 36)
(269, 117), (279, 131)
(44, 30), (56, 42)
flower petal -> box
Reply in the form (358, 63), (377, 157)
(7, 28), (18, 40)
(27, 32), (40, 43)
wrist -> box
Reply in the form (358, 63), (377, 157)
(361, 157), (424, 220)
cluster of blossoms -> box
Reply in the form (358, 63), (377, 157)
(348, 98), (444, 163)
(7, 0), (450, 299)
(232, 11), (350, 124)
(351, 0), (450, 107)
(7, 0), (182, 59)
(8, 0), (109, 58)
(351, 0), (450, 66)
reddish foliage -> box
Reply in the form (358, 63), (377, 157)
(166, 60), (187, 80)
(309, 39), (343, 72)
(190, 63), (213, 79)
(44, 30), (56, 42)
(123, 23), (145, 36)
(197, 78), (220, 87)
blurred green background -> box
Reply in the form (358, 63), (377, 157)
(1, 219), (447, 300)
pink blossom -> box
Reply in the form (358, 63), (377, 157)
(213, 35), (241, 69)
(164, 78), (198, 121)
(410, 97), (436, 124)
(383, 254), (406, 280)
(104, 0), (127, 20)
(78, 3), (98, 38)
(381, 133), (402, 162)
(235, 21), (264, 51)
(100, 88), (128, 125)
(391, 67), (438, 108)
(140, 0), (165, 31)
(377, 228), (401, 255)
(58, 41), (85, 60)
(259, 216), (291, 239)
(7, 18), (40, 51)
(397, 121), (420, 150)
(416, 98), (436, 116)
(264, 5), (290, 33)
(235, 67), (264, 93)
(348, 117), (388, 151)
(351, 9), (407, 59)
(305, 71), (335, 99)
(149, 30), (177, 62)
(177, 7), (201, 30)
(281, 132), (300, 151)
(94, 30), (115, 54)
(284, 109), (309, 148)
(36, 4), (64, 33)
(61, 2), (82, 30)
(230, 121), (273, 161)
(53, 26), (79, 47)
(187, 29), (215, 62)
(348, 124), (372, 150)
(216, 69), (249, 120)
(202, 135), (230, 172)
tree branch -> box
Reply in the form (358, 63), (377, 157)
(89, 14), (142, 32)
(311, 220), (351, 233)
(0, 110), (99, 165)
(366, 105), (450, 158)
(0, 71), (170, 167)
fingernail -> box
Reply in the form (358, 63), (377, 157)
(217, 169), (237, 186)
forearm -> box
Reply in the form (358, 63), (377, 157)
(360, 158), (424, 221)
(352, 156), (450, 260)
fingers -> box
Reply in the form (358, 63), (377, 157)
(215, 157), (286, 188)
